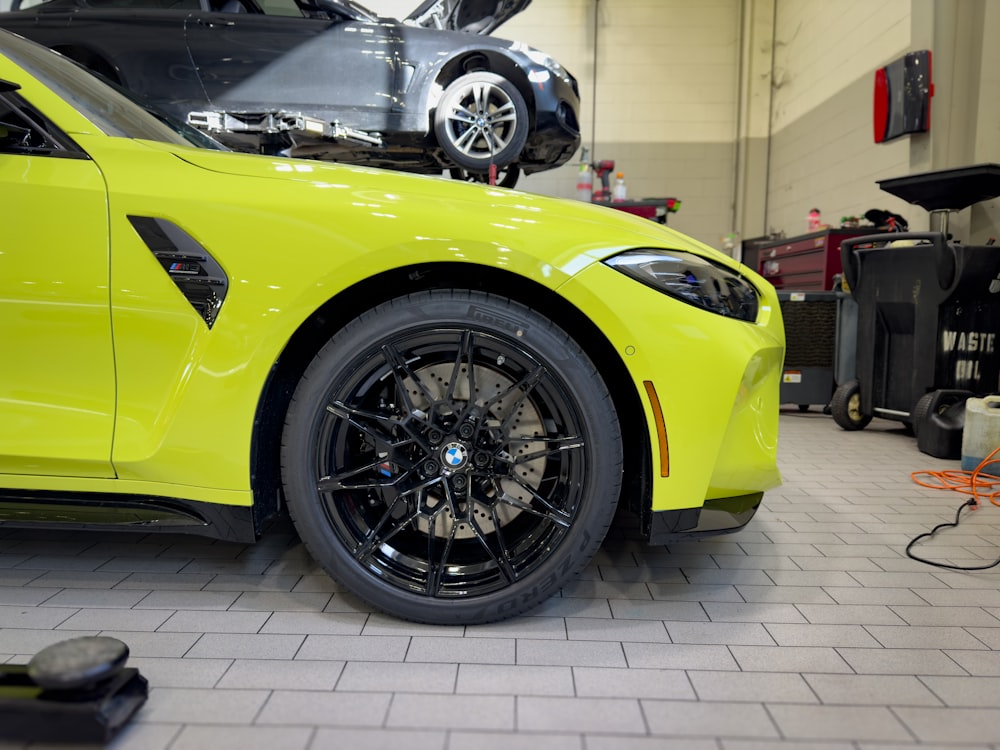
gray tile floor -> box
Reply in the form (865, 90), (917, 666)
(3, 410), (1000, 749)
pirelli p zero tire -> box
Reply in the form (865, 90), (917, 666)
(434, 72), (529, 172)
(280, 290), (623, 624)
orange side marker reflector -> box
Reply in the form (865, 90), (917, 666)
(643, 380), (670, 477)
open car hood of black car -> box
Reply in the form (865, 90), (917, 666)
(404, 0), (531, 34)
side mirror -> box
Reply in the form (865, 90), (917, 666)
(0, 79), (22, 92)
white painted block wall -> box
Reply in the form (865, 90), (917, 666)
(766, 0), (919, 236)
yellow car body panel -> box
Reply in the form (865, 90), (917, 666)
(63, 136), (702, 497)
(0, 152), (116, 478)
(1, 76), (783, 504)
(1, 32), (783, 621)
(558, 262), (783, 510)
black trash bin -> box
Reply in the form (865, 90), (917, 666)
(830, 231), (1000, 457)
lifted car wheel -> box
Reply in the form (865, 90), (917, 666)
(434, 72), (529, 173)
(280, 290), (623, 624)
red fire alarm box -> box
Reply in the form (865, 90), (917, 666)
(874, 50), (933, 143)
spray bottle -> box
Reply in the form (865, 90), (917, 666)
(612, 172), (627, 202)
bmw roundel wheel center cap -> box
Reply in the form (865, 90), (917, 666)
(440, 442), (469, 471)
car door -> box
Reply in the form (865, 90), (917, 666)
(0, 87), (116, 478)
(184, 0), (396, 127)
(68, 5), (208, 117)
(6, 0), (209, 125)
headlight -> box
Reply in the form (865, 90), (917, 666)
(606, 249), (759, 322)
(514, 44), (563, 75)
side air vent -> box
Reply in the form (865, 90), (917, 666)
(127, 216), (229, 328)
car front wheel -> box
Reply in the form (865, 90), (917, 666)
(280, 290), (623, 624)
(434, 72), (529, 172)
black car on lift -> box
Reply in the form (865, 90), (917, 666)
(0, 0), (580, 186)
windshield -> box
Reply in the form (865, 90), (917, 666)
(1, 31), (192, 146)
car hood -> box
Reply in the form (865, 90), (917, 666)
(404, 0), (531, 35)
(163, 145), (743, 274)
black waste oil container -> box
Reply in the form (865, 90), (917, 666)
(831, 232), (1000, 454)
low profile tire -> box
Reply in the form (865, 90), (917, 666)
(281, 290), (623, 624)
(830, 379), (872, 431)
(449, 165), (521, 189)
(434, 72), (529, 172)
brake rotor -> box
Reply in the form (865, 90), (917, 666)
(401, 362), (546, 539)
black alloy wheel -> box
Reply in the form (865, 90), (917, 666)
(281, 291), (622, 624)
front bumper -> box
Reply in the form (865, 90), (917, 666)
(521, 66), (581, 172)
(557, 253), (784, 535)
(647, 492), (762, 543)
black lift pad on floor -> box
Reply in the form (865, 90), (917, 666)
(0, 664), (148, 743)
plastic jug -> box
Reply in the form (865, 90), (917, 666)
(961, 395), (1000, 476)
(612, 172), (627, 202)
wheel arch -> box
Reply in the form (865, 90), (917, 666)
(431, 50), (536, 129)
(250, 262), (650, 525)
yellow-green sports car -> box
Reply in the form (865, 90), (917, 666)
(0, 30), (783, 624)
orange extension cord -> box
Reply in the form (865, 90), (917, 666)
(906, 445), (1000, 571)
(912, 445), (1000, 508)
